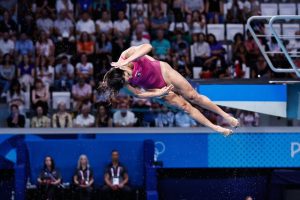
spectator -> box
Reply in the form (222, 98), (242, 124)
(102, 150), (131, 200)
(77, 32), (95, 55)
(150, 8), (168, 36)
(169, 13), (189, 35)
(131, 97), (151, 127)
(52, 101), (73, 128)
(184, 0), (205, 14)
(171, 0), (185, 14)
(113, 102), (136, 127)
(191, 33), (210, 66)
(32, 79), (49, 115)
(131, 0), (148, 19)
(72, 78), (92, 111)
(6, 80), (25, 114)
(232, 33), (247, 65)
(76, 12), (95, 36)
(95, 10), (113, 35)
(239, 111), (259, 127)
(0, 32), (15, 56)
(31, 106), (51, 128)
(111, 33), (127, 61)
(56, 0), (74, 19)
(175, 111), (197, 127)
(187, 11), (206, 34)
(35, 31), (55, 65)
(55, 0), (74, 14)
(206, 0), (224, 24)
(95, 104), (112, 127)
(113, 10), (130, 38)
(36, 56), (54, 87)
(171, 31), (190, 60)
(54, 56), (74, 91)
(73, 154), (94, 200)
(18, 0), (32, 22)
(74, 105), (95, 127)
(17, 55), (34, 91)
(36, 9), (54, 35)
(151, 29), (171, 61)
(75, 54), (94, 84)
(54, 10), (75, 42)
(226, 0), (244, 23)
(37, 156), (62, 200)
(0, 1), (17, 20)
(35, 1), (56, 18)
(131, 2), (150, 39)
(251, 56), (272, 79)
(0, 10), (17, 34)
(0, 54), (16, 97)
(244, 0), (260, 18)
(92, 0), (111, 19)
(20, 14), (36, 36)
(110, 0), (127, 21)
(287, 30), (300, 56)
(130, 30), (150, 47)
(203, 34), (225, 68)
(96, 33), (112, 58)
(15, 32), (34, 57)
(149, 0), (167, 17)
(6, 105), (25, 128)
(155, 106), (174, 127)
(173, 55), (192, 78)
(244, 32), (260, 67)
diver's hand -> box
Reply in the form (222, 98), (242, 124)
(111, 60), (129, 69)
(157, 85), (174, 96)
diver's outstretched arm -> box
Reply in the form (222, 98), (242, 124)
(113, 44), (152, 67)
(125, 84), (174, 99)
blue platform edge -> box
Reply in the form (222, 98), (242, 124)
(197, 84), (287, 102)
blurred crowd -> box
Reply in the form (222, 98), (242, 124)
(5, 0), (297, 128)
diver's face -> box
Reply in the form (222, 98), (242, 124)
(123, 70), (131, 81)
(121, 66), (133, 82)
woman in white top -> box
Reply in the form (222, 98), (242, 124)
(95, 10), (113, 35)
(187, 11), (206, 35)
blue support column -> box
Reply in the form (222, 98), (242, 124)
(15, 137), (27, 200)
(144, 140), (159, 200)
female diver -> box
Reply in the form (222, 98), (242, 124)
(102, 44), (239, 135)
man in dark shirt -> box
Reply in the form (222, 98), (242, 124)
(7, 105), (25, 127)
(102, 150), (131, 200)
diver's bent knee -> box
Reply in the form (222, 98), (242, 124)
(181, 102), (192, 113)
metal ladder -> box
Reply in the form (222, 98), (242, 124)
(246, 15), (300, 78)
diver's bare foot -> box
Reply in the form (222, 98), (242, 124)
(225, 115), (240, 128)
(214, 125), (233, 137)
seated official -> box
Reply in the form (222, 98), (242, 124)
(102, 150), (131, 200)
(37, 156), (62, 200)
(73, 154), (94, 200)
